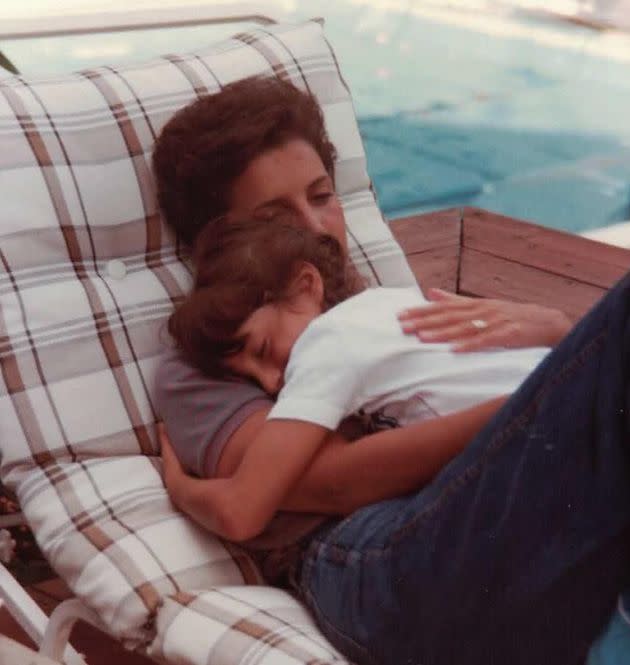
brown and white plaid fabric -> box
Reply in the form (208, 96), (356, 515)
(0, 19), (413, 662)
(150, 588), (349, 665)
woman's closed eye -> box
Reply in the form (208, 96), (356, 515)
(312, 191), (333, 205)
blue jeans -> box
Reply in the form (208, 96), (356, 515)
(296, 272), (630, 665)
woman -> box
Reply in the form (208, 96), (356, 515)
(152, 76), (628, 665)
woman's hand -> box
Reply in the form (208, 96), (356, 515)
(398, 288), (572, 352)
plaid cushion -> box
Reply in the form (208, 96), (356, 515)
(150, 588), (348, 665)
(17, 457), (263, 645)
(0, 18), (412, 661)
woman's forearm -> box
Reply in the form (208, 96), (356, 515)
(282, 395), (508, 515)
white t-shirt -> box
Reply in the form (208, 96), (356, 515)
(268, 287), (549, 430)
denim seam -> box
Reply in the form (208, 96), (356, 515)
(300, 538), (379, 665)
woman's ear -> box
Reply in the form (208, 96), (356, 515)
(291, 262), (324, 308)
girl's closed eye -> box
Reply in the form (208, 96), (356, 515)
(256, 339), (268, 359)
(255, 207), (283, 222)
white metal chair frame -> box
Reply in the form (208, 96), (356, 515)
(0, 3), (281, 40)
(0, 7), (280, 662)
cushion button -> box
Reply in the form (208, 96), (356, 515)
(106, 259), (127, 280)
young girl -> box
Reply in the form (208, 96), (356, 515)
(167, 216), (549, 538)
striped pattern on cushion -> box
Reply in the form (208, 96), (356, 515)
(149, 588), (349, 665)
(17, 457), (262, 644)
(0, 19), (412, 658)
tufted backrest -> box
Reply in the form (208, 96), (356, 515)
(0, 20), (413, 653)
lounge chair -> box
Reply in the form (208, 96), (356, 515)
(0, 11), (628, 665)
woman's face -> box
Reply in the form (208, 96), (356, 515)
(228, 139), (347, 251)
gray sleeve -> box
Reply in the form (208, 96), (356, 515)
(153, 350), (272, 477)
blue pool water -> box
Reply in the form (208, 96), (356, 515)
(3, 1), (630, 232)
(317, 2), (630, 231)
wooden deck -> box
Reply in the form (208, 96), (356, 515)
(391, 206), (630, 320)
(2, 207), (630, 663)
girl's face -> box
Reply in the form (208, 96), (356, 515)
(228, 139), (347, 252)
(224, 265), (324, 396)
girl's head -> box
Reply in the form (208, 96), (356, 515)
(168, 217), (364, 394)
(152, 76), (344, 248)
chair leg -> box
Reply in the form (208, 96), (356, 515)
(40, 598), (108, 665)
(0, 562), (86, 665)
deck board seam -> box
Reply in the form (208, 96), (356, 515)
(463, 238), (630, 271)
(455, 210), (464, 294)
(461, 246), (620, 290)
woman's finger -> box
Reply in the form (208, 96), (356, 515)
(401, 310), (491, 334)
(424, 287), (467, 303)
(416, 319), (497, 343)
(451, 321), (518, 353)
(398, 300), (487, 324)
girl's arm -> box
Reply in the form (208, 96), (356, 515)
(284, 395), (507, 514)
(162, 395), (507, 535)
(162, 419), (328, 542)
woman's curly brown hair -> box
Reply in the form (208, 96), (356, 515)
(152, 76), (337, 246)
(168, 216), (365, 378)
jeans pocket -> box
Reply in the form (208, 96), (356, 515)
(298, 542), (379, 665)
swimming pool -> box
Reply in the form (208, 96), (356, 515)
(2, 0), (630, 233)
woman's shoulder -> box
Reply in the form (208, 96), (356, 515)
(154, 349), (266, 406)
(154, 349), (270, 477)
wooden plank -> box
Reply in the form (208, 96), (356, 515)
(459, 248), (607, 321)
(0, 636), (61, 665)
(462, 207), (630, 288)
(389, 208), (461, 255)
(26, 587), (60, 617)
(0, 606), (36, 650)
(405, 246), (459, 293)
(388, 206), (613, 314)
(30, 578), (72, 603)
(390, 209), (461, 290)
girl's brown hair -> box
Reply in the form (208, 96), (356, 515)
(168, 217), (365, 378)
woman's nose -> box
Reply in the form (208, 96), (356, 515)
(296, 204), (325, 234)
